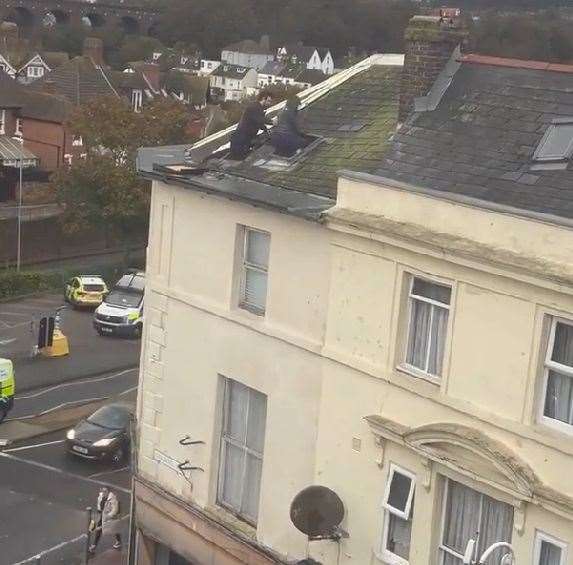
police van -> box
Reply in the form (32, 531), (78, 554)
(93, 271), (145, 338)
(0, 358), (15, 423)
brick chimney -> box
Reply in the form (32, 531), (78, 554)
(399, 12), (468, 123)
(83, 37), (104, 67)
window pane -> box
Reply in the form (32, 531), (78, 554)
(544, 370), (573, 425)
(407, 299), (431, 370)
(227, 381), (248, 442)
(220, 441), (244, 510)
(246, 230), (270, 268)
(442, 481), (481, 555)
(539, 540), (562, 565)
(246, 390), (267, 453)
(241, 453), (263, 522)
(478, 495), (513, 564)
(536, 124), (573, 161)
(244, 267), (268, 311)
(428, 306), (449, 375)
(552, 322), (573, 367)
(412, 278), (451, 305)
(386, 512), (412, 560)
(387, 472), (412, 513)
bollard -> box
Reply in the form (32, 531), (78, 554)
(84, 506), (93, 564)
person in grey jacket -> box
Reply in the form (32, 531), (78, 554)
(270, 96), (310, 157)
(89, 487), (122, 553)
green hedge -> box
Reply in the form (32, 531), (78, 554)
(0, 254), (145, 300)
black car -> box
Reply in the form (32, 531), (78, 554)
(66, 403), (133, 462)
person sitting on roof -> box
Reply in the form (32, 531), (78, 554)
(270, 95), (311, 158)
(229, 90), (274, 160)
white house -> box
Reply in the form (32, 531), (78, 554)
(210, 64), (258, 102)
(199, 59), (221, 76)
(221, 39), (274, 72)
(277, 44), (335, 75)
(17, 52), (69, 84)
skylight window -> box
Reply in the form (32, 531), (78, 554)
(533, 118), (573, 162)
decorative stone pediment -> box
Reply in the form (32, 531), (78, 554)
(365, 415), (573, 520)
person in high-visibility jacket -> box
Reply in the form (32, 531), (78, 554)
(0, 358), (15, 423)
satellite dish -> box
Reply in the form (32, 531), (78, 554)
(290, 486), (344, 539)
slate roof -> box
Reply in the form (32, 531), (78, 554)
(375, 57), (573, 219)
(164, 71), (209, 105)
(223, 39), (272, 55)
(280, 45), (318, 63)
(190, 61), (402, 198)
(109, 69), (149, 91)
(28, 56), (118, 105)
(0, 72), (71, 122)
(211, 64), (252, 79)
(260, 61), (285, 76)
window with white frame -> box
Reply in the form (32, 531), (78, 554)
(0, 109), (5, 135)
(542, 318), (573, 431)
(439, 479), (513, 565)
(27, 66), (44, 78)
(239, 228), (270, 315)
(534, 531), (568, 565)
(15, 118), (22, 137)
(380, 464), (416, 565)
(131, 89), (143, 112)
(218, 378), (267, 524)
(404, 277), (451, 378)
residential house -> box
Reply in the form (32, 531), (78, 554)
(133, 53), (405, 564)
(258, 61), (326, 91)
(18, 52), (69, 84)
(209, 64), (258, 102)
(277, 44), (335, 75)
(132, 13), (573, 565)
(257, 60), (285, 88)
(110, 68), (155, 112)
(221, 38), (274, 72)
(199, 59), (221, 76)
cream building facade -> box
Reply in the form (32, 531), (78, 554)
(133, 16), (573, 565)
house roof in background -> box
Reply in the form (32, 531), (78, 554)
(0, 72), (71, 122)
(223, 39), (272, 55)
(28, 56), (118, 105)
(260, 60), (285, 76)
(295, 68), (327, 85)
(211, 63), (252, 79)
(164, 71), (209, 105)
(109, 69), (149, 91)
(280, 44), (318, 62)
(375, 58), (573, 220)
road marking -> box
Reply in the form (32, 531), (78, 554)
(0, 311), (31, 316)
(4, 439), (66, 453)
(0, 338), (16, 346)
(13, 515), (129, 564)
(6, 397), (109, 421)
(119, 385), (138, 396)
(16, 368), (139, 400)
(89, 465), (129, 478)
(0, 451), (131, 493)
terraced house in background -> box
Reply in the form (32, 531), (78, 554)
(133, 13), (573, 565)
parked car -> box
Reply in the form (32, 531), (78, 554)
(64, 275), (108, 309)
(66, 403), (134, 463)
(93, 271), (145, 338)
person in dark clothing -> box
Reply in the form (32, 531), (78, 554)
(229, 91), (274, 160)
(270, 96), (310, 157)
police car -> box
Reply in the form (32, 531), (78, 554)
(93, 271), (144, 338)
(64, 275), (108, 309)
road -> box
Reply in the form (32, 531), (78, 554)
(0, 292), (141, 564)
(0, 293), (141, 392)
(0, 430), (131, 564)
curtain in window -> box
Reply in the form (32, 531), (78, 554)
(478, 495), (513, 564)
(552, 323), (573, 366)
(442, 482), (481, 564)
(246, 230), (270, 267)
(544, 370), (573, 425)
(386, 513), (412, 560)
(244, 268), (268, 310)
(539, 541), (562, 565)
(407, 300), (431, 370)
(428, 306), (448, 375)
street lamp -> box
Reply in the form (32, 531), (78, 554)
(463, 539), (516, 565)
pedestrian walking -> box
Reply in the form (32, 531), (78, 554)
(89, 487), (122, 554)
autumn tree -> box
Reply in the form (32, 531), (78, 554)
(53, 96), (191, 236)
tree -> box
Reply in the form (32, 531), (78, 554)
(54, 96), (192, 235)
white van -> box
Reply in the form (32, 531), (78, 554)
(93, 271), (145, 338)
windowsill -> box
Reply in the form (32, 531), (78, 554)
(534, 417), (573, 439)
(372, 549), (409, 565)
(396, 363), (441, 386)
(205, 504), (258, 540)
(238, 302), (266, 318)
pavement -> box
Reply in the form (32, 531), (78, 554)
(0, 293), (141, 392)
